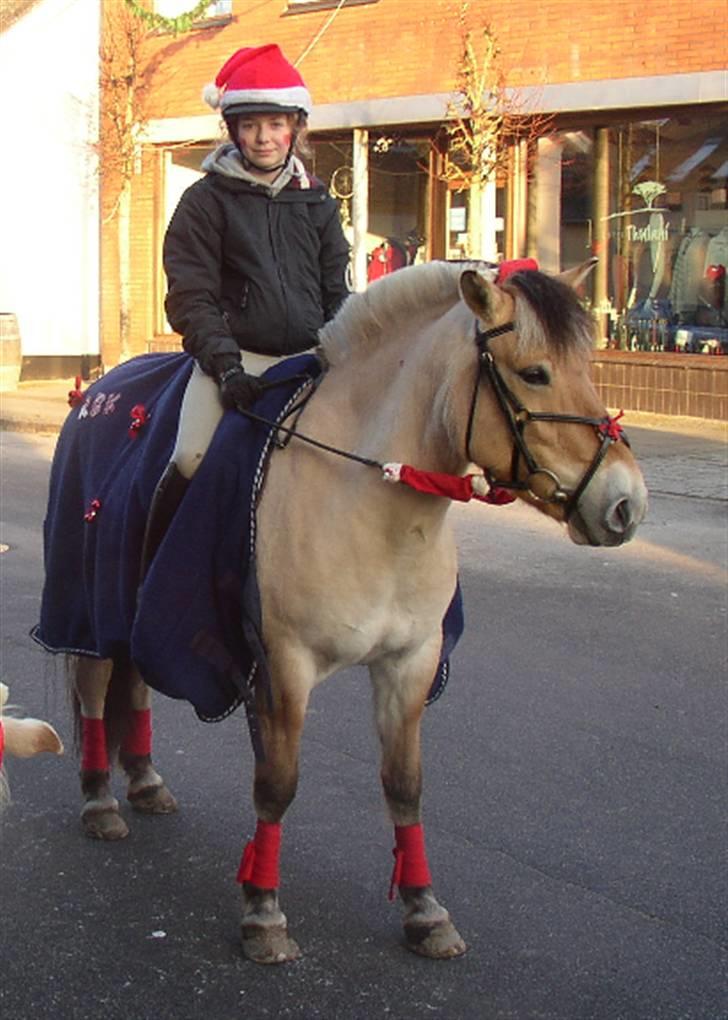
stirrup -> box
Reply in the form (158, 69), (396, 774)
(139, 462), (189, 579)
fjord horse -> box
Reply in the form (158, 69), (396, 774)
(48, 261), (647, 962)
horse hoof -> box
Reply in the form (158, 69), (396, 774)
(241, 924), (301, 965)
(128, 783), (178, 815)
(404, 919), (467, 959)
(81, 800), (129, 841)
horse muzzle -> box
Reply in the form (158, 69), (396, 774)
(566, 463), (648, 547)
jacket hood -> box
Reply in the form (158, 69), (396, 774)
(201, 142), (311, 196)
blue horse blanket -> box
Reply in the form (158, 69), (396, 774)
(33, 353), (462, 723)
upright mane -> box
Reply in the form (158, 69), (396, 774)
(319, 261), (597, 365)
(505, 271), (596, 354)
(319, 261), (469, 364)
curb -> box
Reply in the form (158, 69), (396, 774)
(1, 417), (65, 436)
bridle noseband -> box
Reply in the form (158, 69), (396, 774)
(464, 319), (627, 522)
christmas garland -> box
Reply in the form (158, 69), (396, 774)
(122, 0), (217, 35)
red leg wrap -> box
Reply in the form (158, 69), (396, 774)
(389, 823), (432, 901)
(236, 820), (282, 889)
(121, 708), (152, 758)
(81, 716), (108, 773)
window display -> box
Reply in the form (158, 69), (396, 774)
(559, 111), (728, 353)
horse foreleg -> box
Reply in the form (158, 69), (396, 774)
(119, 668), (177, 816)
(74, 656), (128, 841)
(372, 653), (467, 959)
(238, 681), (309, 964)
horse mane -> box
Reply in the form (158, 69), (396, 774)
(319, 261), (596, 363)
(319, 261), (468, 363)
(505, 271), (597, 355)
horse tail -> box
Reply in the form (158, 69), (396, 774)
(66, 653), (135, 768)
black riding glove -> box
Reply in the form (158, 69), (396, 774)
(216, 361), (264, 412)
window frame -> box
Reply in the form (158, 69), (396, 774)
(283, 0), (379, 15)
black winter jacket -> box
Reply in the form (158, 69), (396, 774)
(163, 171), (351, 376)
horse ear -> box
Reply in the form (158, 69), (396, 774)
(557, 257), (598, 290)
(459, 269), (508, 323)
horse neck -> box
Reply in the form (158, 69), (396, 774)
(327, 312), (469, 476)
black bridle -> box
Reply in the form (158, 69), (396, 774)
(464, 320), (627, 522)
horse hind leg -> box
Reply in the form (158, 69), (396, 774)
(72, 656), (128, 840)
(371, 654), (467, 960)
(72, 657), (177, 840)
(119, 666), (177, 817)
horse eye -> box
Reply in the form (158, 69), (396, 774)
(518, 365), (550, 386)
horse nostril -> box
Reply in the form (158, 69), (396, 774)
(613, 498), (631, 532)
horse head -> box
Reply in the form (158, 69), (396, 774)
(459, 260), (647, 546)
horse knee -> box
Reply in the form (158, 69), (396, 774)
(381, 765), (422, 819)
(253, 769), (299, 820)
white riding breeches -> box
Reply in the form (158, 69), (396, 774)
(171, 352), (308, 480)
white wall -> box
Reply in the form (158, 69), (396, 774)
(0, 0), (99, 361)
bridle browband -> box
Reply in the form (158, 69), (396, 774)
(464, 319), (627, 522)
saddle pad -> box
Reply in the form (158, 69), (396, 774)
(32, 352), (462, 721)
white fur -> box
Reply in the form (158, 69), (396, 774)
(202, 82), (221, 109)
(0, 682), (63, 812)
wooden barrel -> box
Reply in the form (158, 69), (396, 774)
(0, 313), (22, 390)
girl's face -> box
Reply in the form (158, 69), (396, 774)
(235, 113), (293, 176)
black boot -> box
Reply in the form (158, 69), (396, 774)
(140, 462), (189, 580)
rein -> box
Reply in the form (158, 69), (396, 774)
(240, 370), (382, 469)
(465, 319), (626, 521)
(241, 288), (626, 519)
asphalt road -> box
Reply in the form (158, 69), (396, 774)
(0, 430), (726, 1020)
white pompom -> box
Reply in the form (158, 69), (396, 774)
(202, 83), (221, 110)
(382, 463), (402, 484)
(471, 475), (488, 497)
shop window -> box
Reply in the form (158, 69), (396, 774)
(309, 134), (430, 282)
(560, 130), (594, 271)
(557, 112), (728, 352)
(606, 115), (727, 353)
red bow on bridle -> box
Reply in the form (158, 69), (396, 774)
(598, 410), (625, 441)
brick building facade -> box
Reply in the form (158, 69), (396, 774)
(99, 0), (728, 416)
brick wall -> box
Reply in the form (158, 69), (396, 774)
(142, 0), (727, 118)
(593, 353), (728, 420)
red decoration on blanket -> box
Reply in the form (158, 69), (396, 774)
(382, 463), (515, 505)
(496, 258), (538, 283)
(121, 708), (152, 758)
(81, 716), (108, 773)
(68, 376), (84, 407)
(237, 819), (282, 889)
(598, 409), (625, 441)
(389, 823), (433, 901)
(83, 498), (102, 522)
(128, 404), (149, 439)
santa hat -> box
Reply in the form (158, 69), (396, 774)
(202, 44), (312, 117)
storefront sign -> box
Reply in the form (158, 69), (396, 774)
(625, 220), (669, 243)
(603, 180), (668, 230)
